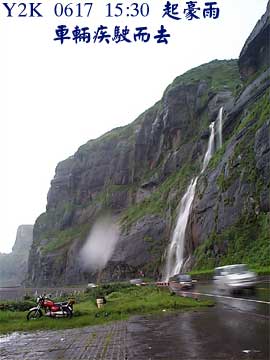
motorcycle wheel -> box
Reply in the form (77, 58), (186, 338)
(27, 309), (42, 320)
(63, 307), (72, 319)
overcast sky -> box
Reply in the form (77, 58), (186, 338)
(0, 0), (268, 253)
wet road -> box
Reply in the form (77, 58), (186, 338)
(128, 308), (268, 359)
(128, 280), (269, 359)
(187, 280), (270, 317)
(0, 280), (269, 359)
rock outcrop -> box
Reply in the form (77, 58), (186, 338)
(0, 225), (33, 286)
(238, 1), (270, 80)
(27, 2), (270, 285)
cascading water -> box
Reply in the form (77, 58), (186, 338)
(164, 177), (198, 279)
(217, 107), (223, 149)
(163, 109), (222, 281)
(201, 122), (215, 173)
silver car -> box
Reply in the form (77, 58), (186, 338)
(213, 264), (257, 294)
(169, 274), (194, 290)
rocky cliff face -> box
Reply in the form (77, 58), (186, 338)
(27, 3), (270, 285)
(238, 1), (270, 81)
(186, 3), (270, 270)
(0, 225), (33, 286)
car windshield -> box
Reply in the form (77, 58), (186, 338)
(169, 274), (192, 282)
(226, 265), (248, 274)
(179, 275), (192, 281)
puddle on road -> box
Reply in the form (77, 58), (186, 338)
(127, 307), (269, 360)
(0, 332), (20, 344)
(0, 331), (50, 346)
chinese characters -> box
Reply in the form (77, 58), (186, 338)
(162, 1), (220, 20)
(54, 24), (171, 45)
(53, 1), (220, 45)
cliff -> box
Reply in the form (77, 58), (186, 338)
(27, 2), (270, 285)
(0, 225), (33, 286)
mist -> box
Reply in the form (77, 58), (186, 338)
(79, 215), (120, 272)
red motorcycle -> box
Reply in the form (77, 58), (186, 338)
(27, 295), (74, 320)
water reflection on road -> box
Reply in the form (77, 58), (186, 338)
(129, 280), (269, 359)
(187, 280), (270, 317)
(128, 306), (269, 359)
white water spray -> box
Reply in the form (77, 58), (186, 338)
(164, 177), (198, 279)
(163, 109), (222, 281)
(201, 122), (215, 173)
(79, 215), (120, 272)
(217, 107), (223, 149)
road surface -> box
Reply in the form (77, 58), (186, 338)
(0, 281), (269, 359)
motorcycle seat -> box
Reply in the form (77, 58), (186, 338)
(55, 302), (67, 306)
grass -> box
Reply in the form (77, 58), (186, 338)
(0, 284), (213, 334)
(251, 266), (270, 276)
(169, 59), (241, 93)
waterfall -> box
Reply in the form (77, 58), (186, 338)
(201, 122), (215, 173)
(164, 177), (198, 280)
(217, 107), (223, 149)
(163, 110), (222, 281)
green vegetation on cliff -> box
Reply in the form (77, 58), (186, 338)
(235, 91), (270, 133)
(217, 93), (269, 195)
(170, 59), (242, 92)
(121, 163), (199, 229)
(193, 213), (270, 270)
(193, 92), (270, 270)
(42, 223), (91, 253)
